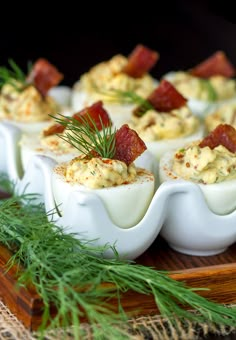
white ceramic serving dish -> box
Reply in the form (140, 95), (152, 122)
(14, 154), (192, 260)
(159, 150), (236, 256)
(5, 145), (235, 259)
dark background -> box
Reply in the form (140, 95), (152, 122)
(1, 0), (236, 87)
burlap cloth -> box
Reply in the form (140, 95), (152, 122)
(0, 300), (236, 340)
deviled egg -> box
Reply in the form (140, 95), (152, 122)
(164, 51), (236, 117)
(71, 44), (159, 128)
(159, 123), (236, 255)
(129, 80), (204, 160)
(159, 124), (236, 215)
(19, 101), (112, 170)
(0, 58), (64, 133)
(51, 123), (155, 228)
(204, 99), (236, 132)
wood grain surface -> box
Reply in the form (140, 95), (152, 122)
(0, 233), (236, 330)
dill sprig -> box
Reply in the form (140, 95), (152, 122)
(51, 113), (116, 159)
(199, 79), (218, 101)
(0, 173), (15, 195)
(0, 183), (236, 338)
(0, 59), (29, 91)
(93, 84), (154, 112)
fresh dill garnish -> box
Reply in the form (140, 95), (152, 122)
(51, 113), (116, 159)
(0, 173), (15, 195)
(0, 59), (29, 91)
(199, 79), (218, 101)
(0, 189), (236, 338)
(93, 84), (154, 116)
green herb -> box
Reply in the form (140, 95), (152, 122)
(51, 113), (116, 159)
(93, 85), (154, 116)
(199, 79), (218, 101)
(0, 178), (236, 339)
(0, 59), (28, 91)
(0, 173), (15, 195)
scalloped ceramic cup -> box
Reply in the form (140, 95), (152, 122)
(159, 150), (236, 256)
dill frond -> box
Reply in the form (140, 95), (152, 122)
(51, 113), (116, 159)
(0, 59), (28, 91)
(93, 84), (154, 115)
(0, 187), (235, 338)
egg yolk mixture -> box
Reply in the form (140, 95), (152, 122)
(130, 106), (199, 141)
(65, 156), (137, 189)
(168, 72), (236, 101)
(205, 102), (236, 132)
(0, 83), (59, 122)
(40, 134), (76, 154)
(173, 142), (236, 184)
(75, 55), (156, 101)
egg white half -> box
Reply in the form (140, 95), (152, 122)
(48, 85), (72, 107)
(145, 124), (205, 160)
(52, 163), (155, 228)
(20, 133), (80, 171)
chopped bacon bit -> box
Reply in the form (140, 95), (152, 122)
(175, 153), (184, 159)
(199, 124), (236, 153)
(114, 124), (147, 165)
(73, 101), (112, 131)
(190, 51), (236, 78)
(148, 79), (187, 112)
(86, 150), (100, 159)
(122, 44), (159, 78)
(43, 123), (65, 137)
(27, 58), (63, 96)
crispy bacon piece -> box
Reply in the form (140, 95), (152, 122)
(199, 124), (236, 153)
(133, 80), (187, 116)
(27, 58), (63, 96)
(146, 79), (187, 113)
(43, 123), (65, 137)
(73, 101), (112, 131)
(122, 44), (159, 78)
(114, 124), (147, 165)
(190, 51), (235, 78)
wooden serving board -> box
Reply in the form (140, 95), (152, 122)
(0, 236), (236, 331)
(0, 190), (236, 330)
